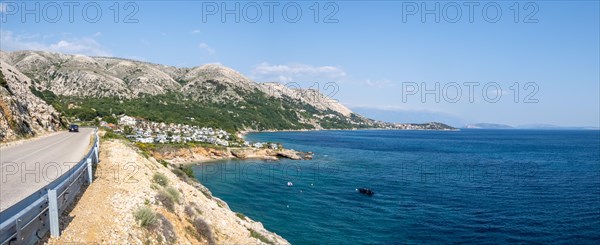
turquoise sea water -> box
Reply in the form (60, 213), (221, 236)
(192, 130), (600, 244)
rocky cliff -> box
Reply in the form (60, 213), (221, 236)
(0, 57), (66, 141)
(260, 82), (353, 117)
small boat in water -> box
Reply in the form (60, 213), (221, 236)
(356, 188), (374, 196)
(287, 181), (293, 187)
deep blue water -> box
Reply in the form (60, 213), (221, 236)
(192, 129), (600, 244)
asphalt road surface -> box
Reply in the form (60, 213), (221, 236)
(0, 128), (94, 211)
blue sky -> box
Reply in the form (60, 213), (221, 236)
(1, 1), (598, 127)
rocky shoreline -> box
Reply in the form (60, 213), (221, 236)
(146, 144), (313, 165)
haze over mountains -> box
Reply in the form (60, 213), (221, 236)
(464, 123), (599, 130)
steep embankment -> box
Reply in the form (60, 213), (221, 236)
(47, 138), (289, 245)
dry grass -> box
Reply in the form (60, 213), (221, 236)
(153, 173), (169, 187)
(156, 190), (175, 212)
(134, 207), (157, 229)
(192, 217), (215, 245)
(156, 213), (177, 243)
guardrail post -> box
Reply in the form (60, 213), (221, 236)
(86, 158), (93, 184)
(48, 189), (60, 237)
(16, 218), (23, 242)
(93, 146), (97, 164)
(94, 132), (99, 164)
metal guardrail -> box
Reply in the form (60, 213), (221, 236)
(0, 128), (100, 245)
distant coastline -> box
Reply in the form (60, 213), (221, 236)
(238, 126), (460, 139)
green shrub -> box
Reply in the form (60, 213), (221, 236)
(172, 166), (195, 179)
(104, 115), (118, 124)
(134, 207), (157, 229)
(165, 186), (181, 203)
(102, 130), (123, 140)
(181, 166), (195, 178)
(140, 151), (150, 159)
(172, 168), (187, 179)
(158, 159), (169, 167)
(249, 229), (274, 245)
(156, 187), (180, 212)
(153, 173), (169, 187)
(236, 212), (246, 220)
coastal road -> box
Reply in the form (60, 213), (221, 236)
(0, 128), (94, 211)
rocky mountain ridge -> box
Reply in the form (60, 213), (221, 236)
(1, 50), (351, 110)
(0, 50), (371, 136)
(0, 50), (455, 141)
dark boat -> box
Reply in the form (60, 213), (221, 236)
(357, 188), (374, 196)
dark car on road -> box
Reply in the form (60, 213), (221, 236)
(68, 124), (79, 132)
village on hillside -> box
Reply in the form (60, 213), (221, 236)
(99, 115), (280, 149)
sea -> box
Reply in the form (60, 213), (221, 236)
(191, 129), (600, 244)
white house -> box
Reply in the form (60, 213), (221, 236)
(119, 115), (137, 126)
